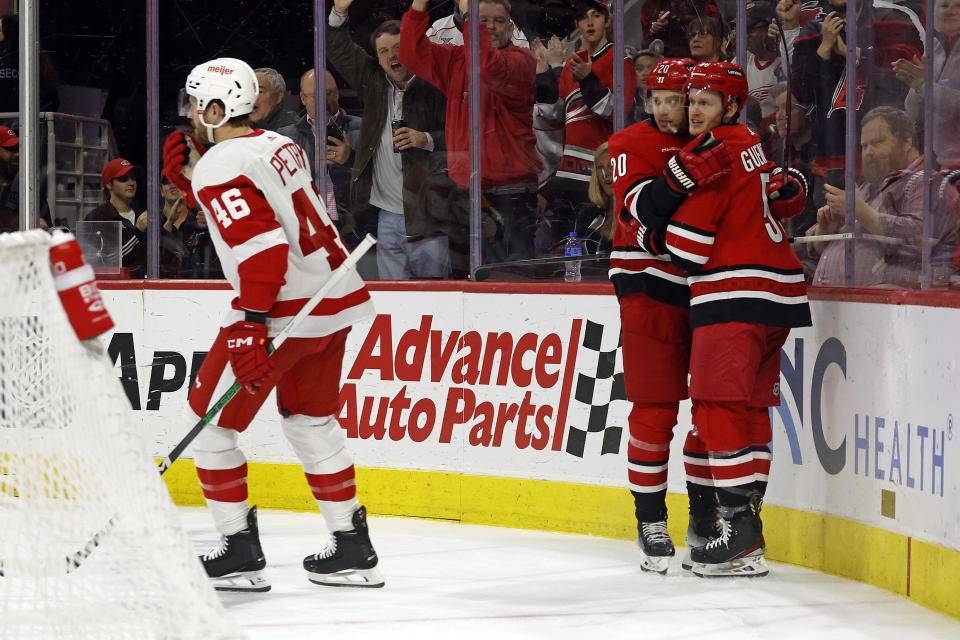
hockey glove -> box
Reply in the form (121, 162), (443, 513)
(225, 318), (274, 395)
(664, 132), (732, 194)
(162, 130), (205, 208)
(766, 167), (808, 220)
(621, 214), (666, 255)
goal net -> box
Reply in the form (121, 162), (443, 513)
(0, 231), (239, 639)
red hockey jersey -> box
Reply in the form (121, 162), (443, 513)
(664, 124), (811, 329)
(607, 119), (690, 307)
(554, 43), (637, 185)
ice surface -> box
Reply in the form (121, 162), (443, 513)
(178, 507), (960, 640)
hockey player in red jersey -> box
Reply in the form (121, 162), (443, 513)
(608, 58), (732, 574)
(163, 57), (383, 591)
(664, 61), (810, 577)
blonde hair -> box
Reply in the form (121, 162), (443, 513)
(588, 141), (615, 243)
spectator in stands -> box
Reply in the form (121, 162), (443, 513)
(158, 176), (221, 279)
(536, 0), (637, 246)
(629, 40), (664, 123)
(400, 0), (542, 263)
(686, 15), (727, 62)
(426, 0), (528, 46)
(328, 2), (459, 279)
(277, 70), (354, 220)
(0, 129), (54, 233)
(531, 35), (569, 184)
(769, 0), (808, 63)
(640, 0), (721, 58)
(250, 67), (298, 132)
(585, 140), (615, 253)
(734, 3), (784, 132)
(771, 83), (818, 278)
(277, 68), (376, 278)
(805, 107), (959, 287)
(792, 0), (922, 177)
(897, 0), (960, 169)
(84, 158), (147, 278)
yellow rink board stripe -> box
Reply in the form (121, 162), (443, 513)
(162, 460), (960, 620)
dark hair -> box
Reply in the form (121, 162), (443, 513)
(686, 16), (725, 41)
(573, 1), (609, 21)
(370, 20), (402, 52)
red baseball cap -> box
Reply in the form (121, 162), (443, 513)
(576, 0), (610, 13)
(0, 126), (18, 148)
(101, 157), (140, 186)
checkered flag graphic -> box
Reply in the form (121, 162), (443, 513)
(565, 320), (627, 458)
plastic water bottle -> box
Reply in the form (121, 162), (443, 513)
(564, 232), (584, 282)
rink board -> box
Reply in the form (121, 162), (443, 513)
(97, 281), (960, 619)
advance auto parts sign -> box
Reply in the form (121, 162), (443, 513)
(335, 290), (630, 484)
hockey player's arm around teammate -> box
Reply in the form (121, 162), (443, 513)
(610, 58), (731, 254)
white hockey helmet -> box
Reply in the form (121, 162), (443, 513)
(185, 57), (258, 138)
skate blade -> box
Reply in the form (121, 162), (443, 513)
(691, 553), (769, 578)
(211, 569), (271, 592)
(639, 553), (670, 575)
(681, 550), (693, 571)
(307, 566), (385, 588)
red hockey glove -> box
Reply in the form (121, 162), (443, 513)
(664, 132), (732, 194)
(225, 319), (273, 394)
(766, 167), (808, 220)
(621, 214), (665, 254)
(162, 130), (205, 208)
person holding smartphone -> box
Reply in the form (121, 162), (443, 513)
(327, 0), (457, 279)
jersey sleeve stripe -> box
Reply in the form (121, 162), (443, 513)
(665, 243), (709, 265)
(624, 178), (653, 219)
(666, 223), (715, 245)
(232, 227), (288, 265)
(269, 287), (371, 319)
(690, 290), (809, 305)
(688, 268), (806, 284)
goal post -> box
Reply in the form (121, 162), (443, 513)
(0, 230), (239, 639)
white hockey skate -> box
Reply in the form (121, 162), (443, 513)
(303, 506), (384, 588)
(637, 520), (674, 575)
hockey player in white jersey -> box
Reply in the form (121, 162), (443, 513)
(162, 57), (383, 590)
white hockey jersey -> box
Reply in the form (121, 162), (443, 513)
(426, 13), (528, 47)
(191, 129), (374, 338)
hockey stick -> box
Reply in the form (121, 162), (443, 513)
(157, 234), (377, 475)
(0, 515), (118, 578)
(471, 251), (612, 282)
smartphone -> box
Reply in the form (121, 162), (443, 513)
(326, 122), (344, 142)
(825, 168), (846, 190)
(391, 119), (406, 153)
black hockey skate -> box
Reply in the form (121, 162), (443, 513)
(681, 485), (722, 571)
(689, 510), (768, 578)
(303, 506), (384, 588)
(200, 505), (270, 592)
(637, 518), (675, 575)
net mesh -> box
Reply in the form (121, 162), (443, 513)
(0, 231), (239, 639)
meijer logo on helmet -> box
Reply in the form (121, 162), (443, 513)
(207, 65), (235, 76)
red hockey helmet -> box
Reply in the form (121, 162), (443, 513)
(645, 58), (696, 91)
(686, 61), (749, 118)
